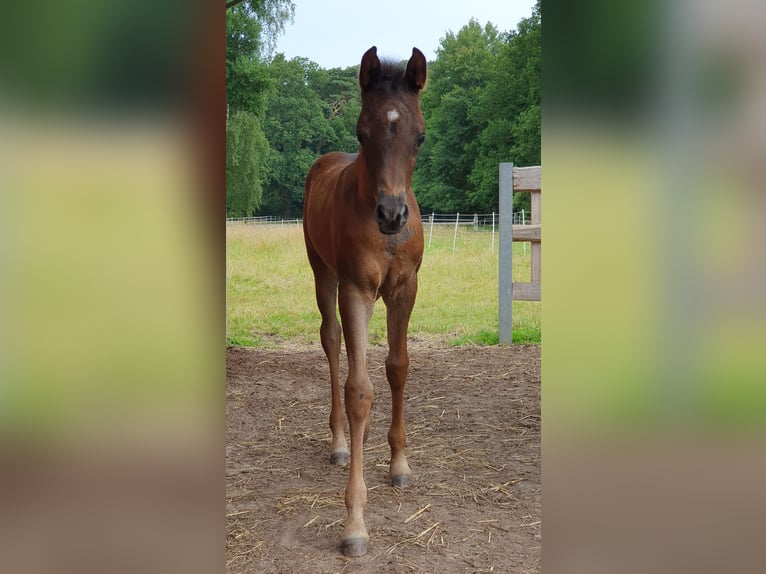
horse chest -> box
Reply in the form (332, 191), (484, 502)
(384, 225), (415, 256)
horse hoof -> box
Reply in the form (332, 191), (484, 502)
(391, 474), (409, 488)
(330, 451), (349, 466)
(341, 537), (368, 557)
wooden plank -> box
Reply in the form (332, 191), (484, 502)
(512, 281), (541, 301)
(512, 166), (541, 192)
(498, 163), (514, 344)
(531, 190), (541, 224)
(511, 224), (541, 242)
(530, 189), (541, 282)
(531, 244), (541, 283)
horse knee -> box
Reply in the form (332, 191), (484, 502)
(344, 378), (373, 418)
(385, 354), (409, 383)
(321, 318), (341, 350)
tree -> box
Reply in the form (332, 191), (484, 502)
(226, 3), (540, 218)
(255, 58), (363, 217)
(225, 0), (294, 217)
(411, 5), (541, 215)
(413, 20), (502, 213)
(227, 111), (269, 216)
(225, 1), (295, 58)
(309, 66), (362, 155)
(226, 1), (294, 114)
(260, 56), (336, 217)
(469, 1), (541, 213)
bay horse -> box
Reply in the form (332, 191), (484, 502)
(302, 46), (427, 557)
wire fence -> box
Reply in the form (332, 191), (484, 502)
(225, 211), (534, 254)
(425, 212), (530, 227)
(421, 212), (531, 253)
(226, 215), (303, 225)
(225, 211), (531, 227)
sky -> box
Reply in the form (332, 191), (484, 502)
(273, 0), (536, 69)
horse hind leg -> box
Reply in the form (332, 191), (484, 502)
(310, 261), (348, 466)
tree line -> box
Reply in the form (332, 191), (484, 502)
(226, 1), (540, 218)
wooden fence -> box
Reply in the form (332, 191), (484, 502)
(499, 163), (541, 344)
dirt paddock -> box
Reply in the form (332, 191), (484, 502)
(226, 342), (541, 573)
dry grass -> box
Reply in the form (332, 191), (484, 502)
(226, 223), (541, 346)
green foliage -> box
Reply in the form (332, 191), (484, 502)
(452, 330), (501, 346)
(226, 6), (262, 63)
(226, 111), (269, 216)
(256, 58), (362, 217)
(226, 2), (540, 218)
(470, 2), (541, 213)
(225, 1), (294, 218)
(227, 57), (272, 117)
(226, 1), (295, 60)
(310, 66), (363, 153)
(260, 56), (340, 216)
(414, 20), (502, 213)
(414, 4), (541, 214)
(451, 327), (542, 346)
(226, 334), (261, 347)
(225, 1), (295, 115)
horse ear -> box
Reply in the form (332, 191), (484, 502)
(359, 46), (380, 91)
(405, 47), (427, 92)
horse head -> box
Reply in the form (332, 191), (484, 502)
(357, 46), (427, 235)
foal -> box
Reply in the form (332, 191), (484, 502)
(302, 46), (427, 557)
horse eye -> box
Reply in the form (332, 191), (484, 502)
(356, 131), (365, 144)
(416, 133), (426, 147)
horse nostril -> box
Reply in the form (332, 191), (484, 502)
(376, 204), (385, 223)
(376, 196), (407, 231)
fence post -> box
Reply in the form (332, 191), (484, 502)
(530, 189), (541, 284)
(522, 208), (527, 257)
(491, 212), (495, 252)
(428, 212), (435, 250)
(499, 163), (514, 344)
(452, 212), (460, 253)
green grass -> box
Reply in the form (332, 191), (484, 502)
(226, 223), (541, 347)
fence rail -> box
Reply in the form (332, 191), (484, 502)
(227, 211), (535, 259)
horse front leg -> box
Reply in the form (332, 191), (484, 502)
(383, 277), (417, 488)
(338, 283), (375, 557)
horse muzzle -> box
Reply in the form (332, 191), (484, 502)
(375, 194), (409, 235)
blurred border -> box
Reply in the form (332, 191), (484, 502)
(543, 0), (766, 572)
(0, 2), (224, 573)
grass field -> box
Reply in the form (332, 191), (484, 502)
(226, 223), (541, 347)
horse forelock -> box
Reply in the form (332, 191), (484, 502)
(365, 60), (417, 95)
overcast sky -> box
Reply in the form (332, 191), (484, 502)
(273, 0), (536, 69)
